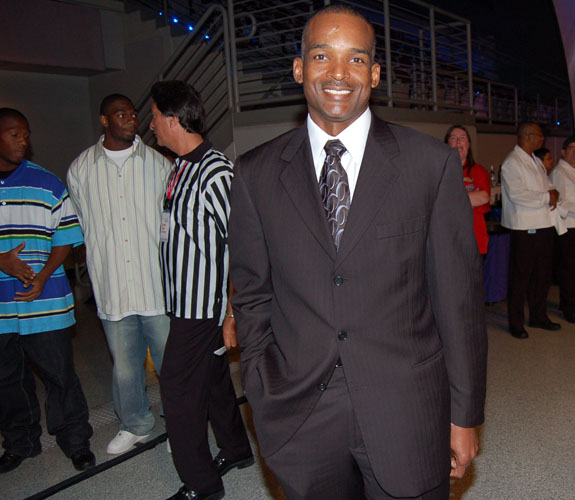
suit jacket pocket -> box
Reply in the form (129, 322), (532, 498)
(243, 341), (287, 402)
(375, 216), (426, 239)
(413, 348), (444, 368)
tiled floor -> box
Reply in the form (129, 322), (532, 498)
(4, 284), (575, 500)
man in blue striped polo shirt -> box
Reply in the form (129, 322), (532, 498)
(0, 108), (94, 473)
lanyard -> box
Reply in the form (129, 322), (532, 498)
(166, 160), (190, 201)
(164, 160), (189, 212)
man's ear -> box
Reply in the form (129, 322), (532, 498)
(99, 115), (108, 128)
(293, 57), (304, 84)
(370, 63), (381, 88)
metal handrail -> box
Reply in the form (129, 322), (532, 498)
(127, 0), (572, 140)
(135, 3), (233, 139)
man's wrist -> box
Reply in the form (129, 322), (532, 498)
(33, 269), (50, 283)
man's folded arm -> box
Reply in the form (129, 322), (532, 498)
(502, 157), (551, 208)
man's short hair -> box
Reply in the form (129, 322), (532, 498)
(99, 94), (133, 116)
(533, 147), (550, 161)
(0, 108), (28, 126)
(562, 135), (575, 150)
(300, 5), (376, 61)
(517, 122), (539, 140)
(151, 81), (205, 136)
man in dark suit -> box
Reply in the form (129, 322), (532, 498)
(229, 5), (487, 500)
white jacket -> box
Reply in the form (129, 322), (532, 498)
(501, 145), (564, 234)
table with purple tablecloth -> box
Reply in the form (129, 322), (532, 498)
(483, 220), (510, 303)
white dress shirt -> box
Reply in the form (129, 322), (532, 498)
(307, 107), (371, 201)
(67, 135), (172, 321)
(501, 144), (558, 231)
(551, 159), (575, 229)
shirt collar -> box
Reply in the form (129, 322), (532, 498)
(514, 144), (538, 164)
(1, 159), (27, 182)
(558, 158), (574, 170)
(94, 134), (143, 160)
(178, 139), (212, 164)
(307, 108), (371, 166)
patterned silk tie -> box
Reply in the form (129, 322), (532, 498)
(319, 139), (350, 250)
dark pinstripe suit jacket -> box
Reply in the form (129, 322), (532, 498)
(229, 115), (487, 497)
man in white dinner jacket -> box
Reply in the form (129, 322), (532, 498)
(501, 122), (562, 339)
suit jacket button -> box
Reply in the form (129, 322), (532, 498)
(333, 275), (343, 286)
(338, 331), (347, 341)
(318, 383), (327, 392)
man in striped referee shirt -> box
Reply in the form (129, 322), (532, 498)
(67, 95), (173, 455)
(150, 81), (252, 500)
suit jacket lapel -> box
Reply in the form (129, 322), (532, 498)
(336, 117), (401, 265)
(279, 125), (337, 261)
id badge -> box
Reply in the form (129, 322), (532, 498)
(160, 210), (170, 242)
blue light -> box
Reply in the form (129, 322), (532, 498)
(172, 17), (179, 24)
(204, 34), (210, 40)
(557, 121), (561, 126)
(158, 11), (163, 16)
(476, 91), (480, 95)
(188, 25), (194, 31)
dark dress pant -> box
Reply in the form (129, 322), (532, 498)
(160, 317), (252, 493)
(0, 329), (93, 458)
(557, 228), (575, 314)
(508, 227), (554, 329)
(265, 368), (450, 500)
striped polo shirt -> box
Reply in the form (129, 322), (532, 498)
(0, 160), (83, 335)
(160, 141), (232, 323)
(67, 135), (172, 321)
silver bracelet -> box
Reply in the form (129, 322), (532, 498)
(225, 313), (234, 319)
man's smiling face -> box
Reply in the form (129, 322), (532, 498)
(293, 12), (380, 136)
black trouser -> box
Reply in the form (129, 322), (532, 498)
(0, 329), (93, 458)
(160, 317), (252, 493)
(557, 228), (575, 314)
(508, 228), (554, 329)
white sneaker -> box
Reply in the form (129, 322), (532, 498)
(106, 430), (150, 454)
(166, 439), (171, 454)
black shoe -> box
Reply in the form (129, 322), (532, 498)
(510, 327), (529, 339)
(0, 452), (26, 473)
(564, 311), (575, 323)
(214, 453), (255, 476)
(528, 319), (561, 331)
(166, 485), (225, 500)
(70, 448), (95, 471)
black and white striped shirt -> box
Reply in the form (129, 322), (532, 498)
(160, 141), (232, 322)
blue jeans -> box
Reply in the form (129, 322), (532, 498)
(102, 314), (169, 435)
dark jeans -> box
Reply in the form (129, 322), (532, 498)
(0, 329), (93, 458)
(160, 317), (252, 493)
